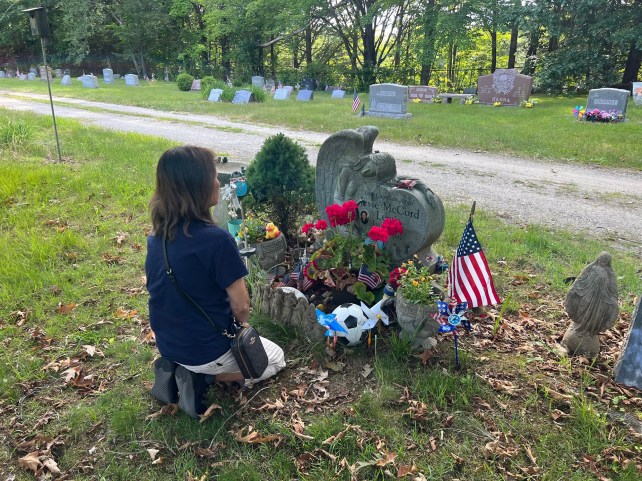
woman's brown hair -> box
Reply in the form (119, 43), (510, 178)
(149, 146), (217, 240)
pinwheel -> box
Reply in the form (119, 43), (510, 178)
(572, 105), (585, 118)
(360, 299), (389, 347)
(316, 309), (348, 346)
(435, 300), (471, 368)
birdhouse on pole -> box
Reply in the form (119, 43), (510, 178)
(23, 6), (50, 38)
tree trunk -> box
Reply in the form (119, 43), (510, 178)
(305, 26), (312, 65)
(508, 22), (518, 69)
(221, 36), (231, 81)
(257, 47), (263, 75)
(622, 42), (642, 84)
(420, 63), (432, 85)
(522, 28), (540, 75)
(548, 36), (558, 52)
(490, 29), (497, 72)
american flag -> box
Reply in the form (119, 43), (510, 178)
(357, 264), (382, 289)
(352, 89), (361, 113)
(448, 220), (500, 307)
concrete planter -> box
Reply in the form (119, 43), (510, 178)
(395, 290), (439, 350)
(251, 234), (287, 270)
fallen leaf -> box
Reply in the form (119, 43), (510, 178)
(418, 349), (433, 365)
(114, 307), (137, 319)
(42, 457), (61, 475)
(361, 363), (373, 378)
(233, 426), (283, 445)
(397, 463), (419, 477)
(56, 302), (76, 315)
(82, 345), (104, 357)
(375, 451), (397, 467)
(114, 232), (129, 247)
(18, 451), (42, 472)
(146, 448), (159, 461)
(199, 403), (223, 423)
(322, 360), (345, 372)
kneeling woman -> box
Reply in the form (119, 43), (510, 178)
(145, 146), (285, 418)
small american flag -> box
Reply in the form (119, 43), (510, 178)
(448, 219), (500, 307)
(357, 264), (382, 289)
(352, 89), (361, 113)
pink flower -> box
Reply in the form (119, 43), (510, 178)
(368, 226), (389, 243)
(314, 219), (328, 230)
(381, 218), (403, 236)
(301, 223), (314, 234)
(326, 204), (349, 226)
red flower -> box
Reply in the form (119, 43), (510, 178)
(325, 204), (349, 226)
(301, 223), (314, 234)
(314, 219), (328, 230)
(342, 200), (358, 222)
(368, 226), (389, 243)
(388, 267), (406, 289)
(381, 217), (403, 236)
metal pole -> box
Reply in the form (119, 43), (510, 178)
(40, 37), (62, 162)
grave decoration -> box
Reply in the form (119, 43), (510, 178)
(585, 88), (629, 119)
(633, 82), (642, 106)
(477, 68), (533, 106)
(435, 300), (470, 368)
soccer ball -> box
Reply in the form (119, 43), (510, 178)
(331, 303), (368, 346)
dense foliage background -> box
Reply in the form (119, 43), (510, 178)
(1, 0), (640, 92)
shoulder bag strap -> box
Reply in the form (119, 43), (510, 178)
(162, 237), (234, 338)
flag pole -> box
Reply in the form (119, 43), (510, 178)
(468, 201), (476, 223)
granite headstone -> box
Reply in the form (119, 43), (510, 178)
(614, 296), (642, 389)
(29, 67), (37, 75)
(103, 68), (114, 84)
(208, 88), (223, 102)
(331, 89), (346, 99)
(586, 88), (630, 118)
(251, 76), (265, 89)
(0, 71), (5, 79)
(191, 79), (201, 91)
(27, 72), (36, 81)
(316, 126), (445, 264)
(408, 86), (438, 103)
(296, 89), (314, 101)
(61, 75), (71, 86)
(232, 89), (254, 104)
(18, 74), (27, 80)
(477, 69), (532, 106)
(54, 68), (62, 78)
(265, 78), (275, 90)
(125, 74), (139, 86)
(301, 78), (316, 91)
(39, 66), (52, 80)
(273, 88), (290, 100)
(366, 83), (411, 119)
(283, 85), (294, 94)
(81, 74), (98, 88)
(633, 82), (642, 106)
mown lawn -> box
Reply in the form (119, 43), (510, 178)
(1, 78), (641, 170)
(1, 107), (641, 480)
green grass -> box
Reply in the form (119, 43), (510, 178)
(1, 78), (641, 169)
(1, 109), (641, 480)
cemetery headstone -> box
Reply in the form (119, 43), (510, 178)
(27, 72), (36, 81)
(191, 79), (201, 91)
(316, 125), (445, 264)
(103, 68), (114, 84)
(81, 74), (98, 88)
(296, 89), (314, 101)
(586, 88), (630, 118)
(0, 71), (5, 79)
(408, 86), (438, 103)
(6, 69), (15, 78)
(330, 89), (346, 99)
(164, 67), (169, 82)
(19, 74), (27, 80)
(232, 89), (254, 104)
(54, 68), (62, 78)
(39, 66), (52, 80)
(614, 295), (642, 390)
(366, 83), (411, 119)
(477, 68), (533, 106)
(251, 76), (265, 89)
(326, 85), (341, 92)
(124, 74), (139, 86)
(283, 85), (294, 94)
(29, 67), (37, 75)
(208, 88), (223, 102)
(265, 78), (275, 90)
(301, 78), (316, 91)
(61, 75), (71, 86)
(113, 74), (121, 79)
(633, 82), (642, 106)
(273, 88), (290, 100)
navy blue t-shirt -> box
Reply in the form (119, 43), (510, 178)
(145, 220), (248, 365)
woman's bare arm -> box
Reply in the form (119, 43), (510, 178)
(226, 278), (250, 326)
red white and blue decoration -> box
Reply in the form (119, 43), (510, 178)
(435, 300), (470, 368)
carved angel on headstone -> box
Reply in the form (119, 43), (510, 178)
(561, 251), (619, 357)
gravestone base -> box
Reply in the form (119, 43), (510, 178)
(365, 111), (412, 119)
(614, 296), (642, 389)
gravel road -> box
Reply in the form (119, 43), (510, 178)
(1, 90), (640, 256)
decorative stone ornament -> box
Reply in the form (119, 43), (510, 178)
(561, 252), (619, 357)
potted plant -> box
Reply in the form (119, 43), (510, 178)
(238, 217), (286, 270)
(390, 259), (443, 349)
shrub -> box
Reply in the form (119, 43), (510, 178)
(220, 86), (236, 102)
(249, 85), (266, 103)
(200, 76), (226, 99)
(245, 134), (315, 237)
(176, 73), (194, 91)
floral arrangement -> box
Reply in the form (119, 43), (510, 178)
(493, 101), (502, 107)
(433, 97), (443, 104)
(301, 200), (403, 289)
(520, 99), (534, 108)
(583, 108), (623, 123)
(412, 98), (422, 104)
(390, 259), (439, 305)
(238, 217), (280, 243)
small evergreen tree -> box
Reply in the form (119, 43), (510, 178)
(246, 134), (315, 238)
